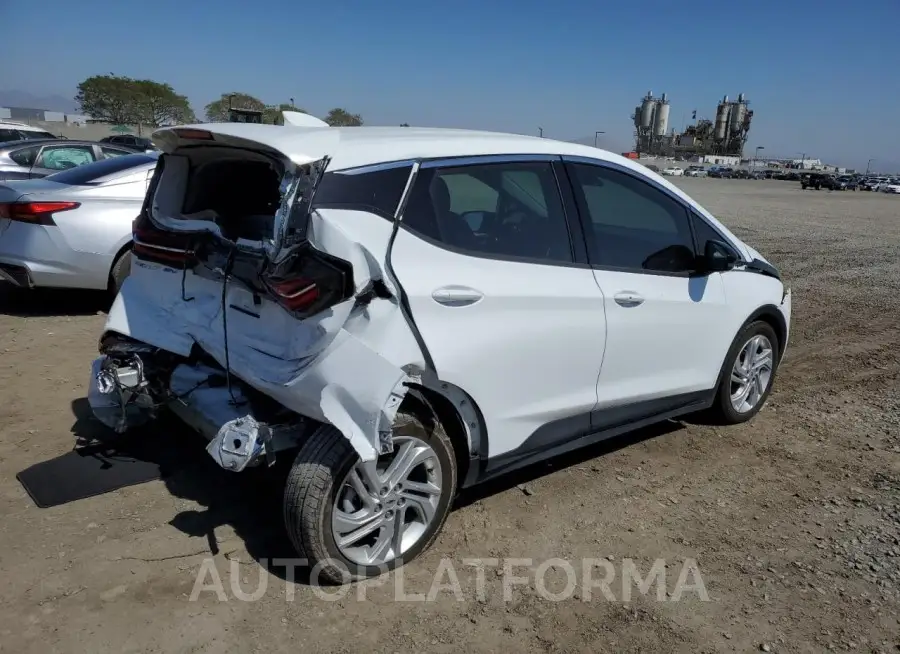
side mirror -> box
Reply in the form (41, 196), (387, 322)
(703, 240), (738, 272)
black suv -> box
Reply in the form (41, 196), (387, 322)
(98, 135), (156, 152)
(801, 173), (845, 190)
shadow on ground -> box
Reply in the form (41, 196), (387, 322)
(0, 282), (110, 317)
(60, 398), (685, 585)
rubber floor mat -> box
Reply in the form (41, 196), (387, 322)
(17, 431), (200, 508)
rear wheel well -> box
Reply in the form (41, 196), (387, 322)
(402, 384), (472, 491)
(110, 241), (132, 275)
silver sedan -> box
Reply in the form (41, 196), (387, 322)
(0, 152), (157, 293)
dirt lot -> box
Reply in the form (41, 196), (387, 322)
(1, 179), (898, 653)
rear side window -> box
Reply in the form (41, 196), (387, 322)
(23, 130), (57, 140)
(46, 153), (156, 185)
(312, 164), (412, 220)
(9, 145), (40, 166)
(36, 145), (96, 170)
(101, 146), (129, 159)
(0, 129), (22, 142)
(403, 161), (574, 264)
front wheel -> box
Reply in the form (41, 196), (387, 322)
(283, 407), (458, 584)
(707, 321), (779, 424)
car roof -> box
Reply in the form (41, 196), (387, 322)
(0, 138), (108, 151)
(153, 124), (633, 173)
(0, 121), (53, 131)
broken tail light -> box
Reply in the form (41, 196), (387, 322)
(265, 277), (320, 311)
(132, 222), (195, 267)
(0, 201), (80, 225)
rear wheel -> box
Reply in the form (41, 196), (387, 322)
(283, 406), (457, 584)
(708, 320), (779, 424)
(109, 249), (132, 295)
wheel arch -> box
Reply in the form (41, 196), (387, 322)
(402, 373), (489, 490)
(713, 304), (786, 393)
(745, 304), (787, 357)
(110, 238), (133, 277)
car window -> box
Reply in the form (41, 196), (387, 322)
(46, 153), (157, 185)
(0, 129), (22, 142)
(691, 213), (739, 260)
(312, 164), (413, 220)
(404, 161), (573, 264)
(23, 130), (57, 140)
(569, 163), (696, 273)
(101, 146), (129, 159)
(35, 145), (96, 170)
(9, 145), (40, 167)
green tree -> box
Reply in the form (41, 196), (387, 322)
(75, 75), (194, 126)
(133, 79), (195, 126)
(75, 75), (139, 124)
(204, 92), (266, 122)
(325, 108), (364, 126)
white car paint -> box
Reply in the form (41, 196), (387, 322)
(281, 111), (329, 128)
(96, 123), (790, 472)
(662, 167), (684, 176)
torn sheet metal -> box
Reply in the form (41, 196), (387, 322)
(103, 207), (425, 464)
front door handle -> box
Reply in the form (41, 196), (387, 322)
(432, 286), (484, 307)
(614, 291), (644, 307)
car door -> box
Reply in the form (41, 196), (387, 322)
(388, 155), (606, 463)
(563, 158), (731, 425)
(30, 144), (97, 177)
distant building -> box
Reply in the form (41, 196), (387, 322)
(694, 154), (741, 166)
(0, 106), (91, 125)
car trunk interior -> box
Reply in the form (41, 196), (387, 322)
(152, 147), (287, 244)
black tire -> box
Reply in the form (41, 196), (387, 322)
(801, 184), (808, 190)
(707, 320), (780, 425)
(283, 406), (458, 584)
(109, 249), (132, 295)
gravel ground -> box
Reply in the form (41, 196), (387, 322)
(0, 179), (898, 653)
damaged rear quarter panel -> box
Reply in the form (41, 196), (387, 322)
(104, 207), (427, 463)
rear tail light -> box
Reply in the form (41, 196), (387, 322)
(265, 277), (320, 311)
(133, 222), (195, 266)
(0, 201), (79, 225)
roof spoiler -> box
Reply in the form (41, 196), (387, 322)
(282, 111), (329, 128)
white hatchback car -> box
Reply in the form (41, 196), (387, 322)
(88, 124), (791, 582)
(662, 166), (684, 176)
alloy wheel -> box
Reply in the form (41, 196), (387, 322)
(730, 334), (774, 413)
(331, 436), (443, 567)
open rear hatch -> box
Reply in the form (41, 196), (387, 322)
(123, 125), (366, 378)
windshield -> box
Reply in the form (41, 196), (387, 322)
(46, 152), (158, 185)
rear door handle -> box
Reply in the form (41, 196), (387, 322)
(614, 291), (644, 307)
(432, 286), (484, 307)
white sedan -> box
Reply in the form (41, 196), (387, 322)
(662, 166), (684, 176)
(88, 124), (791, 582)
(880, 181), (900, 194)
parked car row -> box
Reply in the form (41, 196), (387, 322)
(858, 176), (900, 193)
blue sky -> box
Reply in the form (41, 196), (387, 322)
(1, 0), (898, 170)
